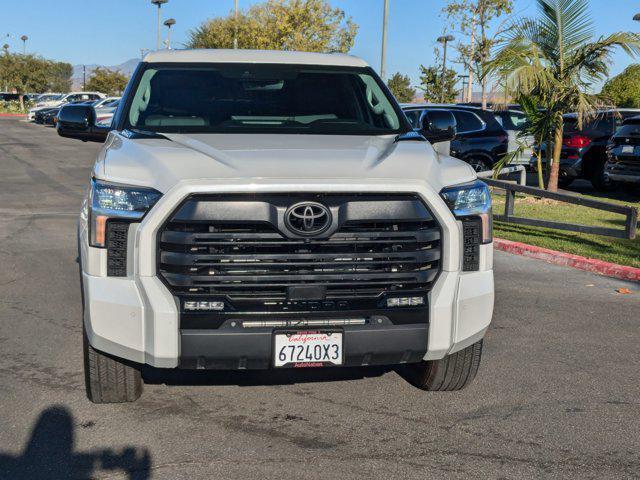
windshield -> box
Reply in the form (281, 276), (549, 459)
(616, 123), (640, 137)
(124, 63), (408, 135)
(38, 94), (63, 102)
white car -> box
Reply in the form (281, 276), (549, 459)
(493, 109), (535, 167)
(28, 91), (105, 121)
(57, 49), (494, 403)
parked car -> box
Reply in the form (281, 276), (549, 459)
(38, 100), (98, 126)
(604, 115), (640, 189)
(34, 107), (59, 124)
(0, 92), (21, 102)
(459, 102), (523, 112)
(533, 109), (640, 189)
(57, 49), (493, 403)
(492, 109), (534, 167)
(403, 104), (509, 171)
(28, 91), (105, 121)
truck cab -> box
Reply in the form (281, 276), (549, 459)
(57, 50), (494, 403)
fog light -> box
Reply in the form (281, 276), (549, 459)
(386, 296), (424, 307)
(184, 301), (225, 311)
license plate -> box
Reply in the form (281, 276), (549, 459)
(273, 331), (343, 368)
(622, 145), (634, 154)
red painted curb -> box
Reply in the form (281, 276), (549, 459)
(494, 238), (640, 282)
(0, 113), (27, 117)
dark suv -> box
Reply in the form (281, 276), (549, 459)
(605, 115), (640, 189)
(403, 104), (508, 171)
(535, 109), (640, 189)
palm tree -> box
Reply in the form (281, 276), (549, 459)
(487, 0), (640, 191)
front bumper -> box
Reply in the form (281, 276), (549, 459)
(80, 179), (494, 369)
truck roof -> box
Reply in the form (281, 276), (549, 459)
(143, 49), (369, 68)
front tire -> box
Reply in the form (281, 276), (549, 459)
(400, 340), (483, 391)
(83, 330), (143, 403)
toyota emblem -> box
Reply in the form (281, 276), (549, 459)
(285, 202), (332, 236)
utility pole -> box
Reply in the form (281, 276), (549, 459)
(164, 18), (176, 49)
(458, 74), (469, 103)
(380, 0), (389, 80)
(140, 48), (150, 59)
(20, 35), (28, 54)
(437, 35), (454, 103)
(83, 65), (86, 91)
(233, 0), (239, 49)
(151, 0), (168, 50)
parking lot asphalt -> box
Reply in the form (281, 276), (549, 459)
(0, 117), (639, 479)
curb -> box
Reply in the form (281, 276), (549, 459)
(0, 113), (27, 117)
(494, 238), (640, 282)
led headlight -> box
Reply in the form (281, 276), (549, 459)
(89, 179), (162, 247)
(440, 180), (492, 244)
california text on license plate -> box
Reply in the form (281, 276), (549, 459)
(273, 331), (343, 368)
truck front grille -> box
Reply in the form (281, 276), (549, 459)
(157, 194), (441, 311)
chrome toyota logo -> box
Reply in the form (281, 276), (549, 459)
(285, 202), (332, 236)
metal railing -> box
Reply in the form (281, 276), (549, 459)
(479, 171), (638, 240)
(477, 165), (527, 186)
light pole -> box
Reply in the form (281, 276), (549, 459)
(437, 35), (455, 103)
(164, 18), (176, 49)
(151, 0), (168, 50)
(20, 35), (28, 54)
(233, 0), (239, 49)
(458, 74), (469, 103)
(380, 0), (389, 80)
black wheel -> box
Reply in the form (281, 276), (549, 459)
(558, 176), (574, 188)
(589, 162), (615, 191)
(467, 158), (491, 173)
(399, 340), (483, 391)
(83, 329), (143, 403)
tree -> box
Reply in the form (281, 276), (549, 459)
(419, 49), (459, 103)
(187, 0), (358, 53)
(85, 67), (129, 96)
(47, 61), (73, 93)
(487, 0), (640, 192)
(0, 54), (50, 109)
(444, 0), (513, 108)
(387, 73), (416, 103)
(600, 64), (640, 108)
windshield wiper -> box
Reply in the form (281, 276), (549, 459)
(122, 128), (172, 141)
(394, 131), (425, 143)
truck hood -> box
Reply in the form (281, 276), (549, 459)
(96, 132), (476, 194)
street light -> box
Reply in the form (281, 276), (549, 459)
(437, 35), (455, 103)
(151, 0), (168, 50)
(633, 13), (640, 21)
(233, 0), (239, 49)
(20, 35), (28, 54)
(163, 18), (176, 49)
(380, 0), (389, 80)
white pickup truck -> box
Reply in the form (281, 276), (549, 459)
(57, 49), (494, 403)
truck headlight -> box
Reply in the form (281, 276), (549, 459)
(440, 180), (492, 244)
(89, 179), (162, 247)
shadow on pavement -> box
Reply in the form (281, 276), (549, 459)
(142, 365), (393, 387)
(0, 406), (151, 480)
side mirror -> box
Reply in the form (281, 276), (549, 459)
(420, 110), (457, 143)
(56, 104), (110, 143)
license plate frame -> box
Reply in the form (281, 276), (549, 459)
(272, 330), (344, 368)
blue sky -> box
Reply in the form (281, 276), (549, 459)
(2, 0), (639, 90)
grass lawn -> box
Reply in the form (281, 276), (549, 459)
(491, 191), (640, 268)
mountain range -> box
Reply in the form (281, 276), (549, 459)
(71, 58), (140, 90)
